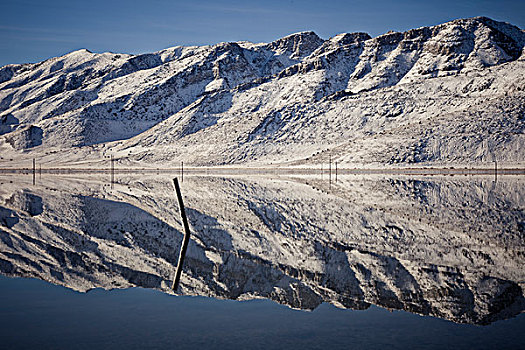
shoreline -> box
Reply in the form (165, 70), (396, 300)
(0, 166), (523, 176)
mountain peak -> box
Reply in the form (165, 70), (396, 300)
(266, 31), (324, 59)
(283, 30), (320, 38)
(331, 32), (371, 44)
(64, 48), (93, 57)
(312, 32), (371, 55)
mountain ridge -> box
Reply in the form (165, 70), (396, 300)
(0, 16), (524, 167)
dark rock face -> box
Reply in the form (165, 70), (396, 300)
(5, 191), (43, 217)
(4, 125), (43, 149)
(0, 65), (19, 84)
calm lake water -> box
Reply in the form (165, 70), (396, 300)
(0, 173), (524, 349)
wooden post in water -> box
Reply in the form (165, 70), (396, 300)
(335, 161), (338, 182)
(172, 177), (191, 292)
(494, 160), (497, 182)
(181, 161), (184, 182)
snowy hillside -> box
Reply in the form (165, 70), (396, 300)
(0, 174), (524, 324)
(0, 17), (524, 167)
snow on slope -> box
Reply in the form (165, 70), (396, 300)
(119, 58), (525, 167)
(0, 17), (524, 167)
(0, 32), (322, 148)
(0, 174), (523, 324)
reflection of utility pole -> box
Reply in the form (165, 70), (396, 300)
(329, 154), (332, 185)
(32, 158), (36, 185)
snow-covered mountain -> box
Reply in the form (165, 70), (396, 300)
(0, 174), (524, 324)
(0, 17), (524, 167)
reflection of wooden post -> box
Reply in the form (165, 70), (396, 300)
(172, 177), (191, 292)
(32, 158), (36, 185)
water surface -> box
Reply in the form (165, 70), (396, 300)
(0, 174), (524, 348)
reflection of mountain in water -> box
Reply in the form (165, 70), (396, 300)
(0, 175), (523, 325)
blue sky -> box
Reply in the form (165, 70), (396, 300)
(1, 0), (524, 67)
